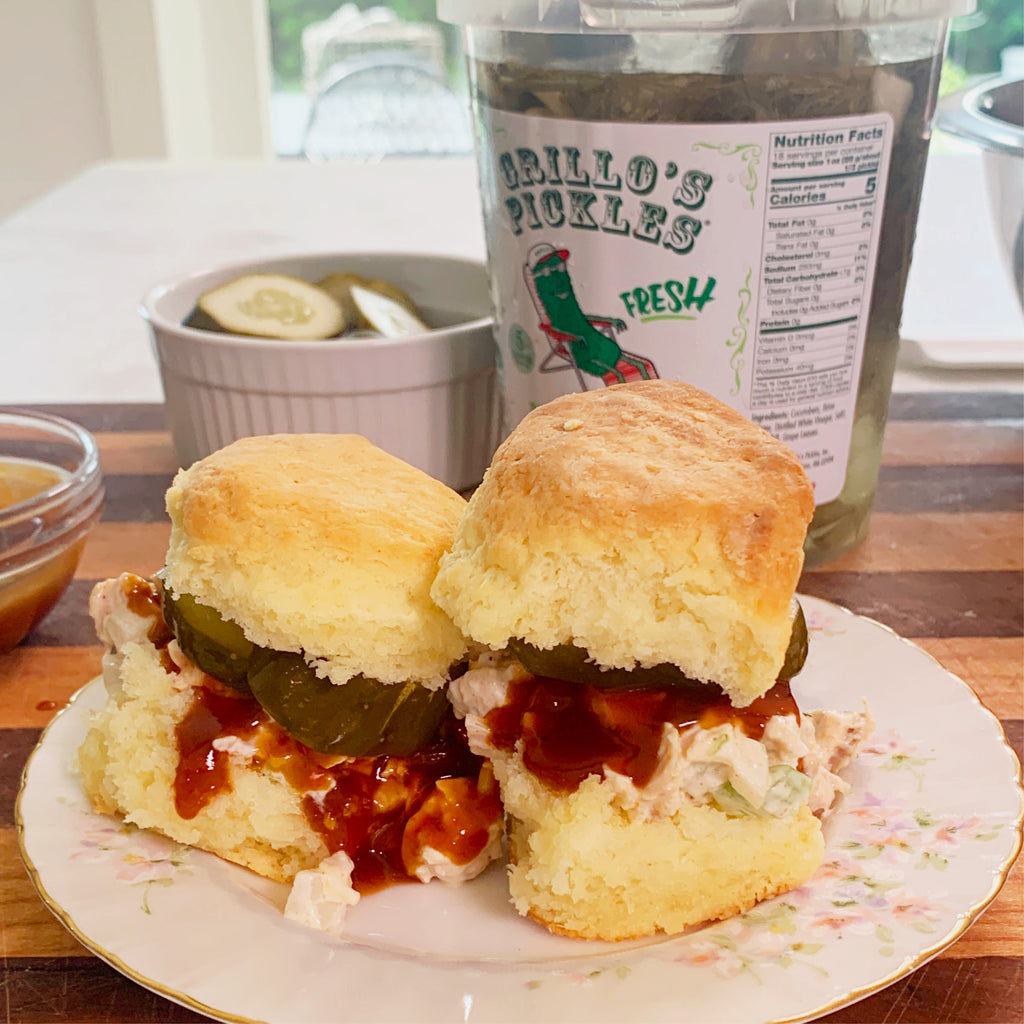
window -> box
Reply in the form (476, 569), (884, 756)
(263, 0), (1022, 159)
(266, 0), (471, 159)
(945, 0), (1024, 88)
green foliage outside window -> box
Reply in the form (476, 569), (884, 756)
(948, 0), (1023, 76)
(267, 0), (447, 88)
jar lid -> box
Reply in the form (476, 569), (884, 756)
(438, 0), (974, 31)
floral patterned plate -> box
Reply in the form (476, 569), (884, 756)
(17, 596), (1023, 1024)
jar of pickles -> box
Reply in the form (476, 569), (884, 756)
(441, 0), (970, 564)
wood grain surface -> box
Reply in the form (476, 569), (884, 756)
(2, 392), (1021, 1024)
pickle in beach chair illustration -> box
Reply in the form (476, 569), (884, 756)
(524, 243), (658, 389)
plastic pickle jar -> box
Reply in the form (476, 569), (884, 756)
(440, 0), (973, 565)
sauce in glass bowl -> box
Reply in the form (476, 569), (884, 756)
(0, 413), (104, 654)
(0, 458), (65, 508)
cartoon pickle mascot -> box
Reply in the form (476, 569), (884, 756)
(525, 242), (658, 385)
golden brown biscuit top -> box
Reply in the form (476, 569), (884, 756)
(490, 381), (810, 515)
(170, 433), (466, 569)
(473, 381), (814, 580)
(162, 434), (470, 686)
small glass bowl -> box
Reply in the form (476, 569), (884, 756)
(0, 410), (104, 654)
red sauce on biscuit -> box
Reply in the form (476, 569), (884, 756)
(485, 676), (799, 792)
(173, 682), (264, 819)
(121, 575), (177, 672)
(173, 680), (499, 894)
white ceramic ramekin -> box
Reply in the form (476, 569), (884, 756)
(141, 252), (500, 491)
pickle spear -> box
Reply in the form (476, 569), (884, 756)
(161, 588), (255, 693)
(510, 601), (809, 689)
(247, 649), (450, 757)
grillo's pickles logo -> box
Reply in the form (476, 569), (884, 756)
(497, 145), (713, 255)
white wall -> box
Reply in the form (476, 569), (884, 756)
(0, 0), (112, 218)
(92, 0), (168, 160)
(99, 0), (273, 162)
(0, 0), (272, 220)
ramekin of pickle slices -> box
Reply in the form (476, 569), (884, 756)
(185, 271), (434, 342)
(141, 252), (500, 491)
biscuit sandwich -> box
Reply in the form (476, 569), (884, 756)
(80, 434), (502, 932)
(430, 380), (873, 941)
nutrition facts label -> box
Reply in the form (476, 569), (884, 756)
(481, 107), (894, 505)
(751, 121), (890, 411)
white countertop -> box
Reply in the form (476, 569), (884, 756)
(0, 152), (1020, 405)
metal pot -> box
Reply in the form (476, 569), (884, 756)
(937, 76), (1024, 307)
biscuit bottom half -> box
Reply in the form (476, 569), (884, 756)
(79, 642), (329, 882)
(79, 640), (502, 893)
(501, 767), (824, 942)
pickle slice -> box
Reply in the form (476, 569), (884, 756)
(247, 649), (450, 757)
(313, 272), (365, 331)
(509, 601), (809, 689)
(161, 588), (255, 693)
(316, 273), (427, 337)
(779, 601), (809, 681)
(507, 638), (704, 690)
(182, 305), (226, 333)
(362, 277), (419, 312)
(349, 285), (429, 338)
(195, 274), (345, 340)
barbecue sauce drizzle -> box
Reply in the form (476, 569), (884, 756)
(123, 574), (177, 672)
(484, 675), (800, 792)
(119, 563), (500, 896)
(172, 680), (500, 894)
